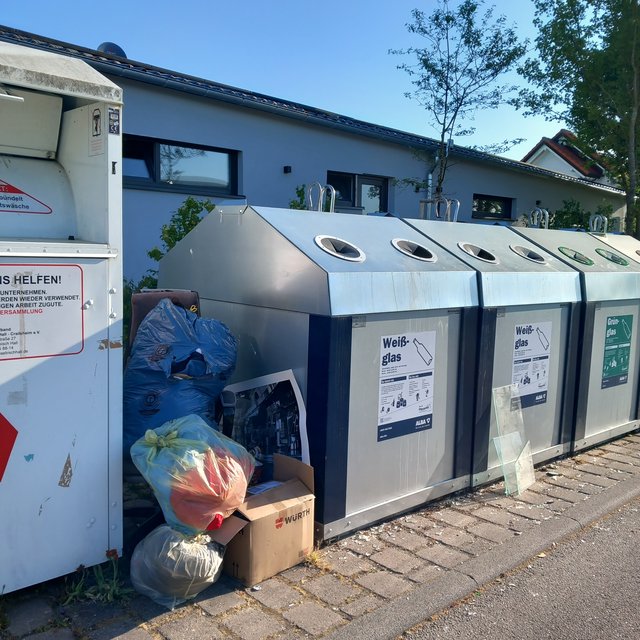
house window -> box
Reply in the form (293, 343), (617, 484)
(472, 194), (513, 220)
(123, 135), (238, 196)
(327, 171), (388, 214)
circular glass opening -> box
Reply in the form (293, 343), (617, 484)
(391, 238), (437, 262)
(509, 244), (546, 264)
(457, 242), (498, 264)
(558, 246), (594, 266)
(314, 235), (366, 262)
(595, 247), (629, 266)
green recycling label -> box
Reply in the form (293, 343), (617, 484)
(601, 315), (633, 389)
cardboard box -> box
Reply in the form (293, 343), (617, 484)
(221, 454), (315, 586)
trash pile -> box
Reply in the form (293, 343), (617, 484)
(123, 298), (255, 609)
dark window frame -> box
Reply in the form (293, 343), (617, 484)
(327, 171), (389, 213)
(472, 193), (513, 220)
(122, 134), (239, 197)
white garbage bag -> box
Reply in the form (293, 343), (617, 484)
(129, 524), (224, 609)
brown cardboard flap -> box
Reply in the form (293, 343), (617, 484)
(237, 479), (313, 521)
(222, 470), (315, 587)
(273, 454), (314, 493)
(207, 514), (248, 546)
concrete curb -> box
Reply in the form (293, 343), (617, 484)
(564, 473), (640, 527)
(325, 472), (640, 640)
(325, 572), (477, 640)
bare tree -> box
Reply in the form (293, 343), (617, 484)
(392, 0), (526, 197)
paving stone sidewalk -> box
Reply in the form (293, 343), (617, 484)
(3, 433), (640, 640)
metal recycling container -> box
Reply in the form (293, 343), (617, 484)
(0, 43), (123, 593)
(513, 227), (640, 452)
(402, 220), (582, 486)
(592, 231), (640, 267)
(158, 204), (479, 540)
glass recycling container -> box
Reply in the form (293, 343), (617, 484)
(513, 227), (640, 452)
(158, 205), (480, 540)
(0, 43), (123, 592)
(592, 231), (640, 268)
(402, 220), (582, 486)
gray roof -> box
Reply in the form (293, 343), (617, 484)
(0, 25), (625, 196)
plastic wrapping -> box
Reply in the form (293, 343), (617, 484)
(129, 525), (224, 610)
(123, 298), (237, 452)
(130, 415), (255, 535)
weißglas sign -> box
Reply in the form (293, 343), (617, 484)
(511, 321), (552, 409)
(378, 330), (436, 441)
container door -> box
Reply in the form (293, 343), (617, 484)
(0, 257), (112, 594)
(345, 310), (462, 516)
(583, 300), (640, 440)
(488, 303), (571, 472)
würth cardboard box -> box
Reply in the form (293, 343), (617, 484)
(222, 454), (315, 586)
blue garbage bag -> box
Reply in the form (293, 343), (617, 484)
(123, 298), (237, 452)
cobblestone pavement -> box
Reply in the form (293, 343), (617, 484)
(3, 433), (640, 640)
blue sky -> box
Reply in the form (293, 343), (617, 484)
(1, 0), (559, 160)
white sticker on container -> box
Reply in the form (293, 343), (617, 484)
(89, 105), (105, 156)
(511, 321), (552, 409)
(0, 181), (52, 214)
(0, 264), (84, 360)
(377, 331), (436, 441)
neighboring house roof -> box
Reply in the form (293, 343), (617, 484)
(0, 25), (625, 197)
(522, 129), (607, 180)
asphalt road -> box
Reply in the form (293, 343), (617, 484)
(398, 496), (640, 640)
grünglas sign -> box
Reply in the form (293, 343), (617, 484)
(602, 314), (633, 389)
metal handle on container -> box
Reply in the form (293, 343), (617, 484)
(422, 197), (459, 222)
(528, 207), (549, 229)
(449, 199), (460, 222)
(589, 213), (608, 234)
(325, 184), (336, 213)
(306, 182), (336, 213)
(0, 85), (24, 103)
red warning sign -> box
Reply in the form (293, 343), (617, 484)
(0, 412), (18, 482)
(0, 180), (52, 214)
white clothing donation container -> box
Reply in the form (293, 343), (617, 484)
(0, 42), (123, 593)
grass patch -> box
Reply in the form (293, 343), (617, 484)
(304, 548), (330, 572)
(62, 557), (132, 606)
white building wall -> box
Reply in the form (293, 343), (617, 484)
(444, 159), (625, 224)
(526, 148), (584, 179)
(116, 79), (625, 280)
(119, 80), (433, 278)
